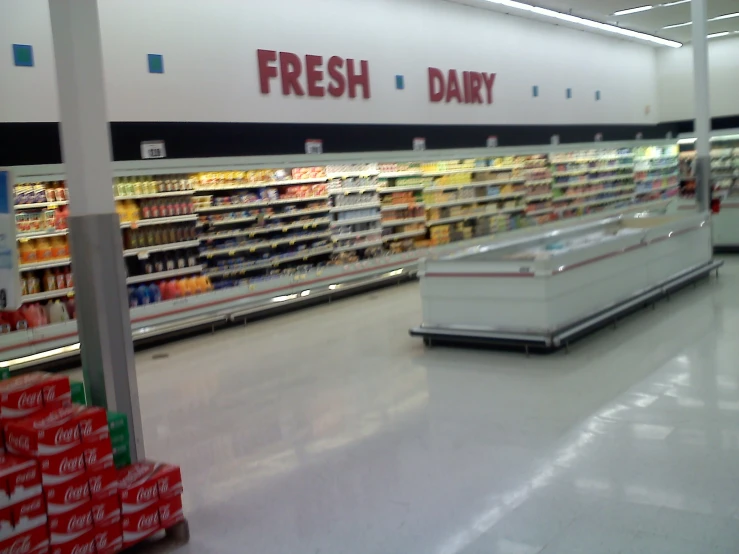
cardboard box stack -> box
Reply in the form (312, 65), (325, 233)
(0, 372), (183, 553)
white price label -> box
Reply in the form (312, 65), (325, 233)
(141, 140), (166, 159)
(486, 136), (498, 148)
(413, 137), (426, 151)
(305, 139), (323, 155)
(551, 135), (560, 145)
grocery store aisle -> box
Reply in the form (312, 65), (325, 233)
(130, 259), (739, 554)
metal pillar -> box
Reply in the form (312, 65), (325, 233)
(691, 0), (712, 213)
(48, 0), (144, 462)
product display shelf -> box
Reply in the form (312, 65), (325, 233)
(328, 170), (384, 258)
(3, 142), (676, 366)
(633, 145), (680, 200)
(523, 155), (554, 225)
(0, 191), (672, 370)
(411, 210), (719, 350)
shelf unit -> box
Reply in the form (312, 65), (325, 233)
(4, 139), (680, 367)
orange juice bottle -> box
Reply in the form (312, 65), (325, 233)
(36, 238), (53, 261)
(50, 237), (66, 259)
(19, 241), (37, 265)
(43, 270), (57, 292)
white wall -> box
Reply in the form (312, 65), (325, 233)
(657, 36), (739, 122)
(1, 0), (660, 126)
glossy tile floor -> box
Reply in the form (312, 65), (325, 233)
(126, 257), (739, 553)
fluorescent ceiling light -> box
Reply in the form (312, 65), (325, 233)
(661, 0), (690, 6)
(710, 12), (739, 22)
(708, 31), (730, 39)
(663, 11), (739, 28)
(613, 5), (653, 16)
(481, 0), (682, 47)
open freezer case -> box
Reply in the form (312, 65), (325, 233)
(410, 209), (720, 349)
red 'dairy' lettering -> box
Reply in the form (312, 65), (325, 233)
(428, 67), (497, 105)
(257, 49), (371, 100)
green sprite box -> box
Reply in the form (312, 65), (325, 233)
(108, 411), (131, 468)
(0, 368), (10, 381)
(70, 381), (86, 405)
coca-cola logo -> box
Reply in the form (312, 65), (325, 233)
(15, 468), (37, 485)
(160, 505), (171, 520)
(19, 497), (41, 515)
(95, 533), (108, 548)
(1, 534), (31, 554)
(45, 385), (57, 400)
(89, 476), (102, 493)
(59, 454), (85, 474)
(55, 427), (78, 445)
(64, 482), (88, 503)
(67, 512), (92, 532)
(70, 541), (95, 554)
(120, 463), (154, 487)
(137, 512), (159, 531)
(79, 420), (92, 436)
(17, 391), (42, 410)
(86, 449), (98, 465)
(136, 485), (157, 504)
(7, 434), (30, 452)
(158, 478), (169, 493)
(92, 505), (105, 520)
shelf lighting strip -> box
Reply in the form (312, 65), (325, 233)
(477, 0), (681, 48)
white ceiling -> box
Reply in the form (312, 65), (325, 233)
(528, 0), (739, 43)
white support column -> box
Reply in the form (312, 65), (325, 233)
(48, 0), (144, 462)
(691, 0), (712, 213)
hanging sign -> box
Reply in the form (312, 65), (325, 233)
(413, 138), (426, 151)
(305, 139), (323, 154)
(141, 141), (166, 159)
(0, 170), (19, 310)
(487, 136), (498, 148)
(636, 132), (644, 140)
(551, 135), (560, 145)
(595, 133), (603, 142)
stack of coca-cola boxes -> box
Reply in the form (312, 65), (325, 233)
(0, 372), (184, 554)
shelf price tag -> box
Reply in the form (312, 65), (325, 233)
(305, 139), (323, 155)
(413, 138), (426, 151)
(486, 136), (498, 148)
(140, 140), (166, 159)
(551, 135), (560, 145)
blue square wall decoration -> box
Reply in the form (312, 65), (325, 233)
(533, 85), (539, 97)
(395, 75), (405, 90)
(12, 44), (34, 67)
(596, 90), (601, 101)
(566, 88), (572, 99)
(148, 54), (164, 74)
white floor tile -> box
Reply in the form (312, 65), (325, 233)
(85, 256), (739, 553)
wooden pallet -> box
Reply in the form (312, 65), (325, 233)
(122, 519), (190, 553)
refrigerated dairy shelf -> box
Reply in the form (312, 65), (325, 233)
(201, 231), (332, 257)
(381, 217), (426, 227)
(527, 193), (553, 201)
(197, 196), (330, 212)
(378, 171), (423, 179)
(120, 215), (197, 228)
(126, 265), (204, 285)
(383, 229), (427, 241)
(332, 229), (381, 241)
(330, 187), (378, 195)
(17, 229), (69, 240)
(205, 246), (335, 277)
(19, 259), (72, 272)
(123, 240), (201, 257)
(426, 194), (524, 209)
(114, 191), (194, 200)
(429, 178), (527, 191)
(4, 141), (682, 370)
(526, 179), (553, 186)
(15, 201), (69, 210)
(22, 288), (75, 302)
(381, 203), (424, 211)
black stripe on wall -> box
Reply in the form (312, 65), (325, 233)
(1, 116), (738, 167)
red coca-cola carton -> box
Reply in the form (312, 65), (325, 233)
(158, 494), (184, 529)
(152, 463), (183, 500)
(92, 521), (122, 554)
(0, 453), (41, 509)
(87, 464), (117, 501)
(0, 376), (45, 422)
(0, 525), (48, 554)
(5, 406), (81, 457)
(90, 494), (119, 527)
(11, 495), (45, 532)
(39, 444), (85, 487)
(73, 407), (107, 445)
(121, 504), (159, 549)
(0, 508), (11, 541)
(82, 437), (112, 473)
(45, 474), (89, 516)
(49, 529), (95, 554)
(37, 374), (71, 410)
(117, 462), (157, 515)
(48, 502), (93, 546)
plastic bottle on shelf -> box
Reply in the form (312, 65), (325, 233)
(50, 237), (66, 259)
(26, 274), (40, 295)
(64, 297), (76, 319)
(19, 241), (37, 265)
(64, 269), (73, 289)
(43, 270), (56, 292)
(148, 283), (162, 303)
(36, 238), (53, 261)
(46, 300), (70, 324)
(54, 269), (66, 290)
